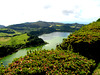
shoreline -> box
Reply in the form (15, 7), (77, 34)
(0, 42), (47, 60)
(0, 31), (70, 60)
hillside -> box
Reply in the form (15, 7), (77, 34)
(0, 28), (21, 37)
(57, 20), (100, 61)
(0, 50), (96, 75)
(57, 19), (100, 74)
(0, 25), (5, 28)
(0, 33), (46, 57)
(0, 20), (99, 74)
(7, 21), (84, 33)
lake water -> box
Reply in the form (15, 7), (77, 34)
(0, 32), (70, 66)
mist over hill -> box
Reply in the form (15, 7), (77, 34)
(0, 25), (5, 28)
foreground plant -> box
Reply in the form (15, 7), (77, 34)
(58, 20), (100, 62)
(0, 50), (96, 75)
(92, 63), (100, 75)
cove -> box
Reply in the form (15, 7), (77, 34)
(0, 32), (71, 66)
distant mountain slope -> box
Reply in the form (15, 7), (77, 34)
(7, 21), (84, 33)
(0, 28), (21, 37)
(0, 25), (5, 28)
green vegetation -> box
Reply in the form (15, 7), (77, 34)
(96, 18), (100, 22)
(56, 19), (100, 74)
(27, 27), (56, 36)
(56, 29), (60, 30)
(92, 63), (100, 75)
(0, 33), (46, 57)
(0, 50), (96, 75)
(56, 25), (62, 26)
(7, 21), (84, 34)
(0, 19), (99, 74)
(0, 34), (29, 47)
(57, 21), (100, 61)
(0, 28), (21, 37)
(70, 26), (75, 28)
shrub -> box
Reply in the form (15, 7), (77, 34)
(0, 50), (96, 75)
(58, 21), (100, 62)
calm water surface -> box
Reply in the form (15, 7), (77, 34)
(0, 32), (70, 66)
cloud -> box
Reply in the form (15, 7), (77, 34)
(0, 0), (100, 26)
(62, 10), (74, 15)
(44, 5), (51, 9)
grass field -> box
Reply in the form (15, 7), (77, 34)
(0, 28), (21, 37)
(56, 25), (62, 26)
(0, 34), (29, 47)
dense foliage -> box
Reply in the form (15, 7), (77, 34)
(92, 63), (100, 75)
(26, 35), (46, 47)
(0, 50), (96, 75)
(1, 20), (99, 74)
(57, 21), (100, 62)
(96, 18), (100, 22)
(27, 27), (56, 36)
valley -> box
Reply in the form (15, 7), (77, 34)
(0, 19), (100, 74)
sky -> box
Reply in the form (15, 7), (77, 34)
(0, 0), (100, 26)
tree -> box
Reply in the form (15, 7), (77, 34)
(97, 18), (100, 22)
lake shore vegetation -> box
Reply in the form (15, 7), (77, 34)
(0, 33), (46, 58)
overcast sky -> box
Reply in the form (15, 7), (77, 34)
(0, 0), (100, 26)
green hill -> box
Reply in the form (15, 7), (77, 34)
(7, 21), (84, 33)
(58, 20), (100, 62)
(0, 28), (21, 37)
(0, 25), (5, 28)
(0, 33), (46, 57)
(57, 19), (100, 75)
(0, 19), (99, 74)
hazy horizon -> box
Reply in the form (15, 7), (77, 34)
(1, 20), (89, 26)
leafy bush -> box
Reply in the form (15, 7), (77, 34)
(58, 21), (100, 62)
(92, 63), (100, 75)
(0, 50), (96, 75)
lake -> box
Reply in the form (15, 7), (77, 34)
(0, 32), (70, 66)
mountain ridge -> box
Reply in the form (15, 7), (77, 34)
(6, 21), (84, 33)
(0, 25), (5, 28)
